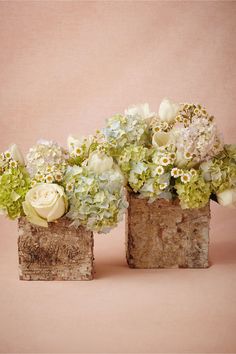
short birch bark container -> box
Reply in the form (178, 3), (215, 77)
(18, 217), (94, 280)
(126, 193), (210, 269)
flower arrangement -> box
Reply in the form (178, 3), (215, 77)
(0, 138), (128, 233)
(1, 98), (235, 236)
(102, 99), (236, 209)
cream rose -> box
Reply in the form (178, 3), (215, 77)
(23, 184), (68, 227)
(10, 144), (25, 165)
(216, 189), (236, 208)
(87, 152), (113, 174)
(158, 98), (180, 123)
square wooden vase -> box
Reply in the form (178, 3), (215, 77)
(18, 217), (94, 280)
(126, 193), (210, 269)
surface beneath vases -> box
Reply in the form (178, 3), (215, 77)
(0, 203), (235, 354)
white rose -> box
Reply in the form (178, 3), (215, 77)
(216, 189), (236, 208)
(159, 98), (180, 123)
(125, 103), (155, 120)
(23, 184), (68, 227)
(10, 144), (25, 165)
(87, 152), (113, 174)
(152, 131), (173, 148)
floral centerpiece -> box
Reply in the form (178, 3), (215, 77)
(1, 97), (235, 275)
(0, 138), (128, 280)
(102, 99), (236, 268)
(0, 138), (128, 233)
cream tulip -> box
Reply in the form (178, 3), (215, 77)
(125, 103), (155, 120)
(87, 152), (113, 174)
(158, 98), (180, 123)
(152, 131), (173, 148)
(10, 144), (25, 165)
(216, 189), (236, 208)
(67, 135), (93, 155)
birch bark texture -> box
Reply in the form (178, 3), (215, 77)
(126, 193), (210, 269)
(18, 217), (94, 280)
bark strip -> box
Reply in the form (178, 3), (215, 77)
(18, 217), (94, 280)
(126, 194), (210, 269)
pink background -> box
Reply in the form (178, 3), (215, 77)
(0, 1), (236, 353)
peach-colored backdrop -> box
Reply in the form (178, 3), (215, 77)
(0, 1), (236, 353)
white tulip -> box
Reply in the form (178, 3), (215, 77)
(23, 184), (67, 227)
(175, 151), (187, 168)
(159, 98), (180, 123)
(152, 131), (173, 148)
(125, 103), (155, 120)
(10, 144), (25, 165)
(67, 135), (93, 154)
(111, 164), (125, 185)
(217, 189), (236, 208)
(87, 152), (113, 174)
(67, 135), (80, 153)
(200, 161), (213, 182)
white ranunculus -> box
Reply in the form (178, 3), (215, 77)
(10, 144), (25, 165)
(87, 152), (113, 174)
(152, 131), (173, 148)
(23, 184), (67, 227)
(158, 98), (180, 123)
(125, 103), (155, 120)
(216, 189), (236, 208)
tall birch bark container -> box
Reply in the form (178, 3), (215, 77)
(126, 193), (210, 269)
(18, 217), (94, 280)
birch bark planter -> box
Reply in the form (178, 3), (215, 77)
(18, 217), (94, 280)
(126, 193), (210, 269)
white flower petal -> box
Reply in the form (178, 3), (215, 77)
(217, 189), (236, 208)
(158, 98), (180, 123)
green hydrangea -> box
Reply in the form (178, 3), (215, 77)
(200, 144), (236, 193)
(116, 145), (150, 192)
(138, 150), (175, 201)
(139, 165), (172, 201)
(64, 165), (128, 233)
(224, 144), (236, 161)
(116, 144), (173, 199)
(0, 165), (31, 219)
(175, 172), (211, 209)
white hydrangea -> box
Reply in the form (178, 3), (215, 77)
(173, 116), (223, 166)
